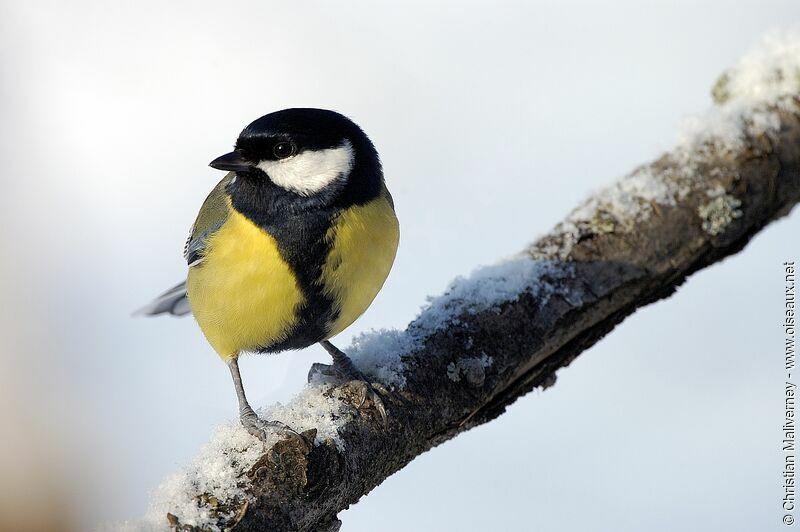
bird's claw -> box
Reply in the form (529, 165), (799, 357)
(308, 363), (388, 427)
(344, 379), (387, 426)
(308, 362), (336, 382)
(240, 411), (311, 449)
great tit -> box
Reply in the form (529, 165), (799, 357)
(138, 108), (399, 438)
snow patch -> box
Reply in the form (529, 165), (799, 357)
(138, 424), (264, 531)
(348, 329), (411, 388)
(415, 258), (574, 333)
(349, 258), (576, 388)
(258, 384), (355, 450)
(570, 165), (680, 227)
(679, 31), (800, 152)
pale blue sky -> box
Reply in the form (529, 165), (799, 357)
(0, 1), (797, 530)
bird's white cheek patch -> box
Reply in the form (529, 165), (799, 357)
(256, 140), (354, 196)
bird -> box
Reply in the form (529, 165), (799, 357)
(137, 108), (399, 439)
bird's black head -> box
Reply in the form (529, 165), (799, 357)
(210, 108), (383, 214)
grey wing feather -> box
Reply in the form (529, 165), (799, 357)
(137, 174), (233, 319)
(184, 223), (223, 267)
(138, 219), (221, 318)
(183, 174), (232, 267)
(133, 281), (191, 317)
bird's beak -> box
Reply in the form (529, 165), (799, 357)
(209, 150), (253, 172)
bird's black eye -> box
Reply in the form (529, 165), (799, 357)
(273, 141), (296, 159)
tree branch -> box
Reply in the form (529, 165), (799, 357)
(148, 35), (800, 532)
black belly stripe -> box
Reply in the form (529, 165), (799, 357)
(232, 195), (342, 351)
(265, 210), (342, 351)
(227, 165), (382, 352)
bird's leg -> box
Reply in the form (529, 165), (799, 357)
(228, 356), (260, 428)
(227, 357), (303, 441)
(312, 340), (387, 425)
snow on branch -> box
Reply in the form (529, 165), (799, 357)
(124, 33), (800, 532)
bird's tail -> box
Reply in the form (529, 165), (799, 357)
(134, 281), (192, 317)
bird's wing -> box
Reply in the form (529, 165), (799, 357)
(135, 174), (234, 318)
(184, 173), (234, 267)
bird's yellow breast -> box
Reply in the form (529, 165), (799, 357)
(322, 193), (400, 338)
(186, 191), (399, 359)
(186, 208), (304, 358)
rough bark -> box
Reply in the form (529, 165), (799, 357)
(166, 64), (800, 531)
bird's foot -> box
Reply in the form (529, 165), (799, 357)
(309, 342), (388, 426)
(309, 362), (388, 426)
(240, 408), (312, 449)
